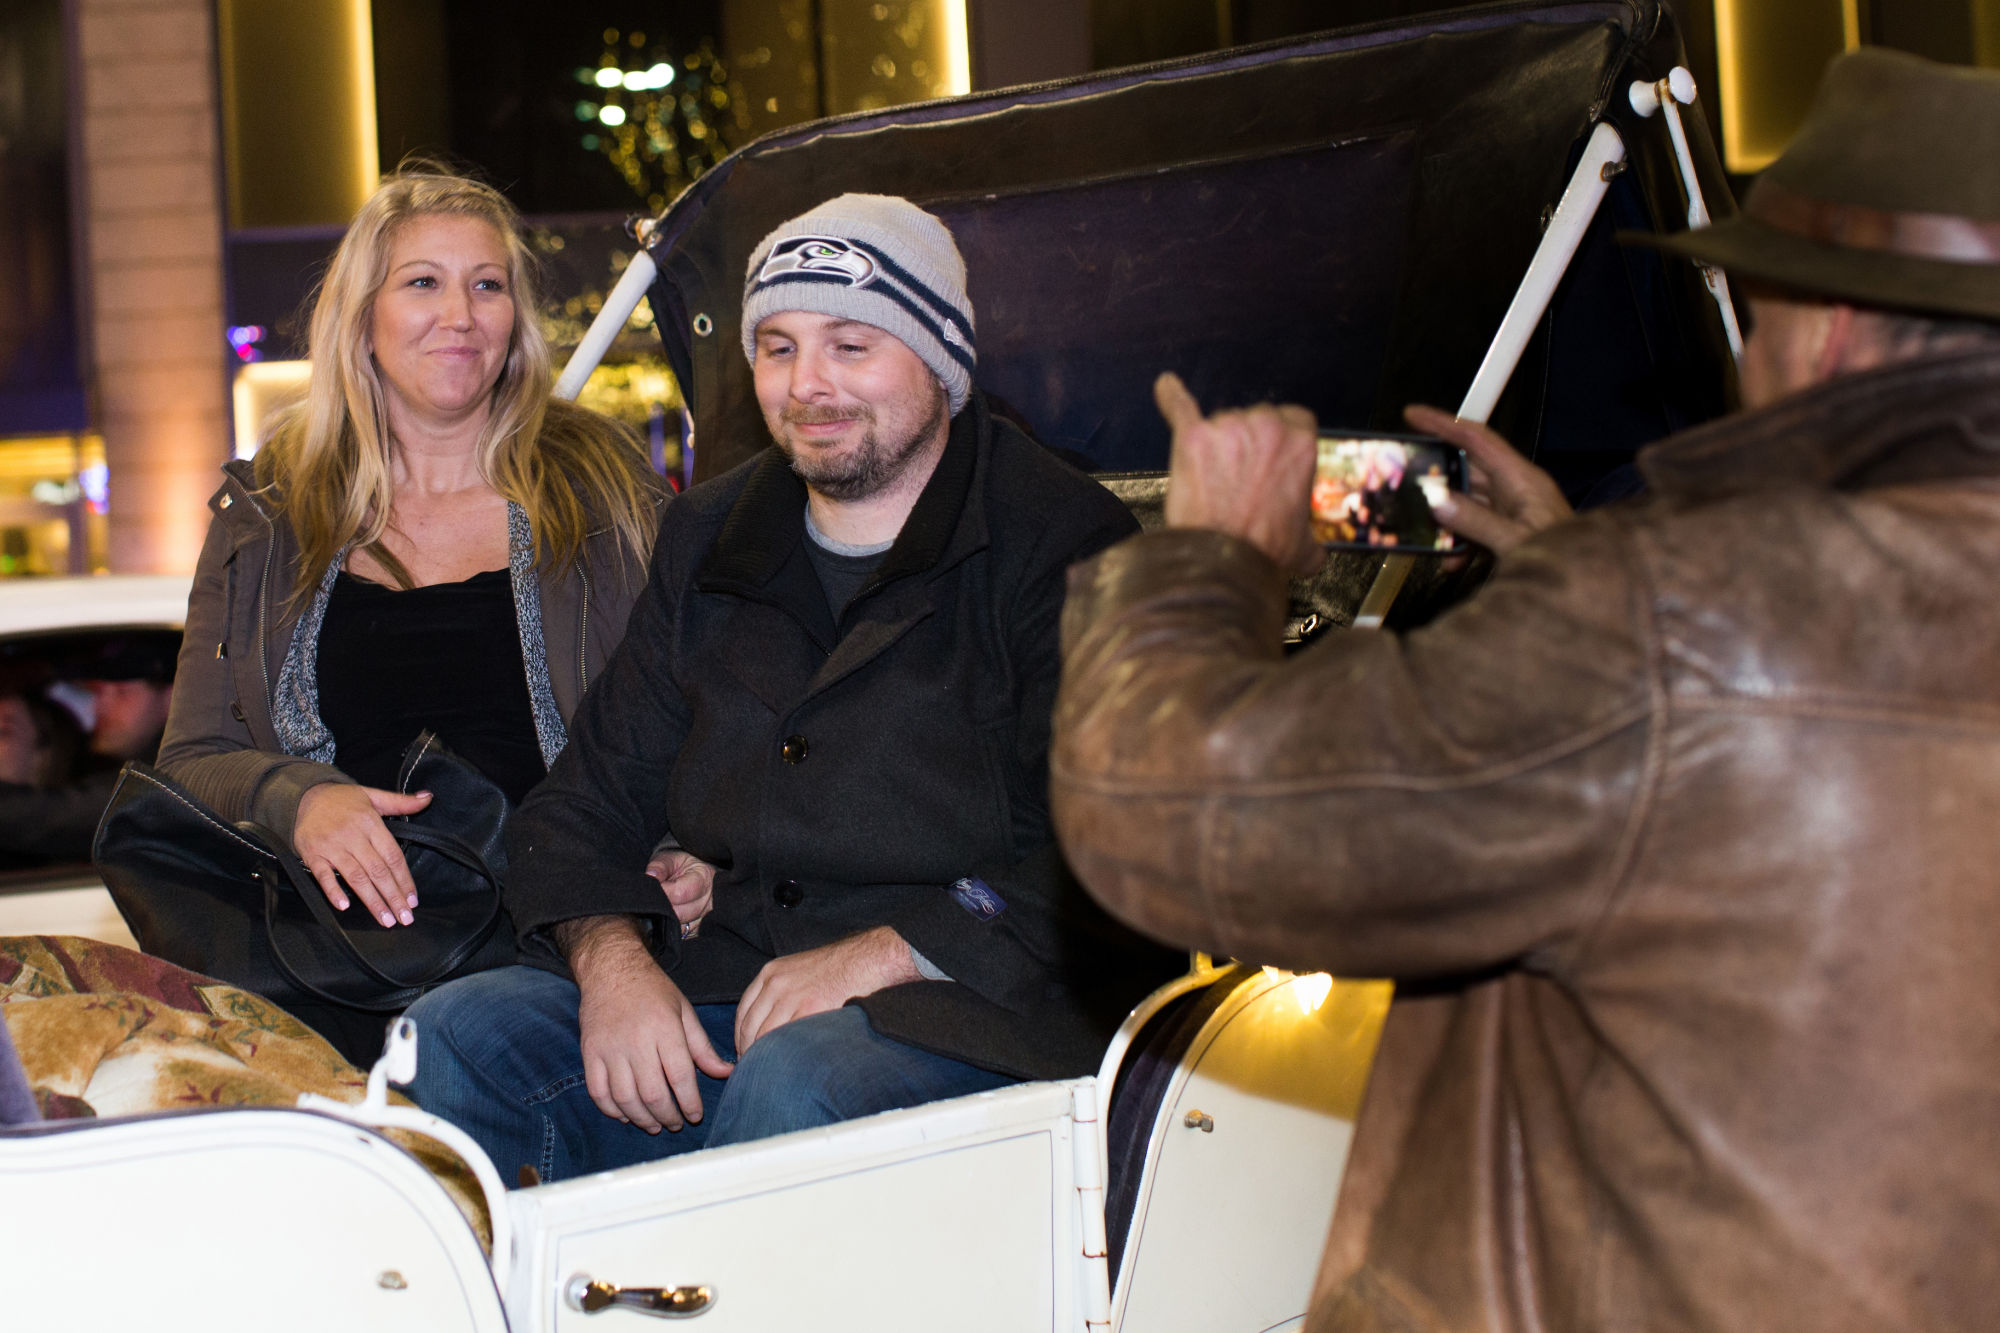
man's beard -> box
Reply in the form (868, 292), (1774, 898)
(774, 386), (947, 502)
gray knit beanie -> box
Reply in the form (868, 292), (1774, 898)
(741, 194), (976, 414)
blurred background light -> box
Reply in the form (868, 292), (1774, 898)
(231, 361), (312, 460)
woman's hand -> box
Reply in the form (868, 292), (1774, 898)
(647, 848), (717, 940)
(293, 782), (433, 927)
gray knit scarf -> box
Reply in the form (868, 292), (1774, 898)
(270, 501), (567, 768)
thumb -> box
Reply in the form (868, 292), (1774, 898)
(364, 787), (434, 817)
(1401, 403), (1457, 433)
(682, 1008), (736, 1078)
(1430, 494), (1522, 555)
(1153, 372), (1205, 433)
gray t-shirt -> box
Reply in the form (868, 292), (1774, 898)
(802, 508), (891, 622)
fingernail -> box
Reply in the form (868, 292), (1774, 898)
(334, 897), (349, 911)
(380, 911), (395, 927)
(407, 894), (419, 908)
(399, 910), (414, 925)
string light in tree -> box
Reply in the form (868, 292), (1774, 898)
(569, 29), (742, 215)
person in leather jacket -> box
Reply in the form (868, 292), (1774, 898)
(1053, 49), (2000, 1333)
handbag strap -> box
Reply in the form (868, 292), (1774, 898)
(241, 821), (506, 1014)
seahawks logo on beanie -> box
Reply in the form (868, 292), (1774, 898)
(756, 236), (880, 288)
(749, 232), (974, 368)
(741, 197), (978, 414)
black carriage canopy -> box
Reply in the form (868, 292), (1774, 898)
(641, 0), (1734, 509)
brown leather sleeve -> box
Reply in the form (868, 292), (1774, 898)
(1051, 521), (1658, 980)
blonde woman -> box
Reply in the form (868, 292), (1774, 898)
(158, 166), (666, 1055)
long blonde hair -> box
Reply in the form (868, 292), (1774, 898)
(256, 163), (658, 606)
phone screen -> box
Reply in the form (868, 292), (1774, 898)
(1311, 432), (1466, 552)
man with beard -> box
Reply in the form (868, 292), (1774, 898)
(408, 195), (1175, 1183)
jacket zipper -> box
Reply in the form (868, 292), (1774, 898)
(248, 479), (277, 731)
(577, 559), (593, 695)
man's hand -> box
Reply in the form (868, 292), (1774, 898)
(293, 781), (432, 927)
(1156, 373), (1324, 577)
(734, 926), (923, 1054)
(646, 847), (716, 938)
(568, 916), (734, 1132)
(1405, 405), (1574, 555)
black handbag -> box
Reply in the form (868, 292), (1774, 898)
(92, 731), (517, 1013)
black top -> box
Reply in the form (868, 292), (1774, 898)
(318, 568), (546, 806)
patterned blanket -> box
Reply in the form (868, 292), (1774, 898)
(0, 935), (490, 1248)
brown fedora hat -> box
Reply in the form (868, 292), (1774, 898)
(1631, 48), (2000, 321)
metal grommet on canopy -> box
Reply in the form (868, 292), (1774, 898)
(692, 313), (714, 337)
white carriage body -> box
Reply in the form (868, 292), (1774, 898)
(0, 966), (1387, 1333)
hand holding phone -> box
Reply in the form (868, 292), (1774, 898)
(1311, 431), (1466, 553)
(1402, 405), (1573, 555)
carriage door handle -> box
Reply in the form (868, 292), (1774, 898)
(565, 1274), (716, 1318)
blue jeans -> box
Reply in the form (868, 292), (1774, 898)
(404, 965), (1016, 1184)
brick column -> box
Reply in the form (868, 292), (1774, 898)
(71, 0), (228, 574)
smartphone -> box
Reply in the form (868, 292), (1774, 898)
(1310, 431), (1466, 552)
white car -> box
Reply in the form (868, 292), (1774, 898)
(0, 572), (188, 948)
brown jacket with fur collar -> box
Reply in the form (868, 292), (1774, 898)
(1052, 349), (2000, 1332)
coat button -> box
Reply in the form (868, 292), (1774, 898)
(780, 734), (809, 764)
(773, 879), (804, 908)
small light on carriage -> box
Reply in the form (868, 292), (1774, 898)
(599, 105), (628, 127)
(1292, 973), (1334, 1015)
(1264, 965), (1335, 1015)
(594, 67), (623, 89)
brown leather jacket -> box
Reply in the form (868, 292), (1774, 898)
(1052, 349), (2000, 1332)
(157, 459), (660, 840)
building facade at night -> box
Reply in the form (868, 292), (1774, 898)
(0, 0), (1994, 574)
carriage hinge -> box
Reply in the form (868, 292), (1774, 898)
(1072, 1082), (1113, 1331)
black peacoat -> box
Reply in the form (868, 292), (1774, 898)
(507, 395), (1181, 1079)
